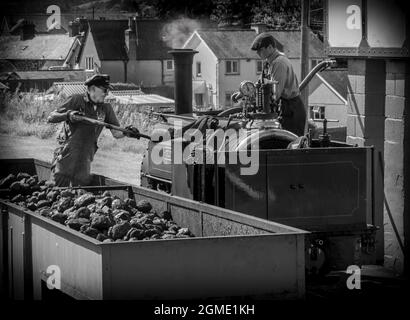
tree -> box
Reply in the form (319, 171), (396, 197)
(210, 0), (253, 25)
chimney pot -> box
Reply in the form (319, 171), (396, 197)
(169, 49), (198, 115)
(69, 20), (80, 37)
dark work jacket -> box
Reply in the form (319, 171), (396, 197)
(51, 93), (120, 184)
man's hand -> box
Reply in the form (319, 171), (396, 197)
(124, 125), (140, 139)
(67, 110), (85, 123)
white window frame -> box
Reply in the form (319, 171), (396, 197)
(225, 60), (239, 75)
(165, 60), (174, 71)
(85, 56), (94, 71)
(310, 106), (325, 120)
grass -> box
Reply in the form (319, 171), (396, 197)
(0, 90), (158, 155)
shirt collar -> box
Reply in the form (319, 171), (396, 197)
(266, 49), (283, 65)
(83, 92), (101, 107)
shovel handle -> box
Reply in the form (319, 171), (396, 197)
(72, 115), (151, 140)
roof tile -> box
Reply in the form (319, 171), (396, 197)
(0, 34), (75, 60)
(190, 29), (324, 59)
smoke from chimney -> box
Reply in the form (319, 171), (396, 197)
(161, 17), (201, 49)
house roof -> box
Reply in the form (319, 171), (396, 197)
(52, 81), (85, 96)
(188, 28), (324, 59)
(52, 81), (142, 96)
(88, 20), (129, 61)
(268, 30), (324, 58)
(308, 69), (348, 103)
(110, 94), (174, 107)
(51, 80), (172, 106)
(15, 70), (86, 81)
(194, 30), (259, 59)
(0, 34), (76, 60)
(318, 69), (348, 99)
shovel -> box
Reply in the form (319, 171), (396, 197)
(72, 114), (151, 140)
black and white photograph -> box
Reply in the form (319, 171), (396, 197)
(0, 0), (409, 312)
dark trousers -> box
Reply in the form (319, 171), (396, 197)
(279, 95), (306, 136)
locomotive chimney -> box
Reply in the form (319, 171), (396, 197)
(169, 49), (198, 115)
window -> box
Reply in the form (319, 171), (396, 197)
(165, 60), (174, 71)
(85, 56), (94, 70)
(310, 106), (325, 120)
(225, 92), (233, 107)
(196, 61), (202, 77)
(225, 60), (239, 75)
(256, 60), (263, 74)
(195, 93), (204, 107)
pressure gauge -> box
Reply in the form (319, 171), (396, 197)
(239, 80), (256, 97)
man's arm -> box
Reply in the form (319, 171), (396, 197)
(47, 110), (69, 123)
(269, 60), (288, 99)
(47, 96), (78, 123)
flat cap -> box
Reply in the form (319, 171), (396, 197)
(84, 74), (112, 88)
(250, 32), (276, 51)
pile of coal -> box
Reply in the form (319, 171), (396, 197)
(0, 173), (194, 242)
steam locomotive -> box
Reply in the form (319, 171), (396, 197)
(141, 49), (377, 273)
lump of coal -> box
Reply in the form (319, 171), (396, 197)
(37, 200), (51, 209)
(136, 199), (152, 213)
(0, 174), (16, 188)
(75, 207), (91, 219)
(56, 197), (73, 212)
(74, 193), (95, 208)
(108, 221), (131, 240)
(111, 198), (123, 210)
(76, 189), (87, 196)
(158, 210), (172, 220)
(38, 191), (47, 200)
(98, 196), (112, 208)
(51, 211), (67, 224)
(17, 172), (31, 180)
(27, 202), (37, 211)
(39, 207), (52, 217)
(66, 218), (89, 231)
(9, 181), (22, 191)
(114, 210), (131, 222)
(91, 215), (115, 231)
(60, 189), (74, 198)
(130, 218), (145, 230)
(80, 226), (99, 239)
(47, 190), (60, 202)
(126, 228), (144, 240)
(96, 233), (108, 242)
(124, 198), (136, 209)
(102, 191), (111, 197)
(11, 194), (24, 202)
